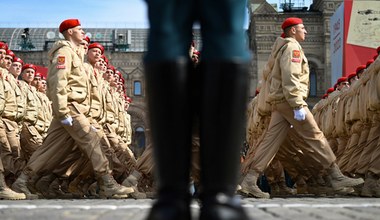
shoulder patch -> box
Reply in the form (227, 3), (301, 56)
(57, 55), (65, 65)
(292, 50), (300, 58)
(56, 55), (66, 69)
(291, 50), (301, 63)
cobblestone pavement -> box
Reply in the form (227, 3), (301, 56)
(0, 196), (379, 220)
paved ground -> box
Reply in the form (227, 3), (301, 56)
(0, 196), (379, 220)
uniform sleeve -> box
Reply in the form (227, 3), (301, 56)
(280, 43), (307, 108)
(47, 47), (72, 119)
(0, 77), (5, 115)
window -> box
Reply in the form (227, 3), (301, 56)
(135, 126), (145, 148)
(309, 68), (317, 97)
(134, 81), (142, 95)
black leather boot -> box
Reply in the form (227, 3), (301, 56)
(198, 61), (250, 220)
(144, 58), (193, 220)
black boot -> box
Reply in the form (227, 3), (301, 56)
(144, 58), (193, 220)
(198, 61), (250, 220)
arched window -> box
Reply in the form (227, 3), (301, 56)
(309, 68), (317, 97)
(135, 126), (145, 148)
(134, 81), (142, 96)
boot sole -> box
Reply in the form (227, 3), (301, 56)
(99, 193), (129, 199)
(332, 178), (364, 190)
(238, 188), (270, 199)
(0, 194), (26, 200)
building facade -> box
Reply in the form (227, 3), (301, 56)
(248, 0), (343, 105)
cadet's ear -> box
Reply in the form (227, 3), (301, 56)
(291, 26), (296, 34)
(67, 28), (73, 35)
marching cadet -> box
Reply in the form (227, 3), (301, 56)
(34, 75), (52, 139)
(18, 64), (43, 162)
(9, 57), (23, 78)
(338, 65), (367, 171)
(0, 47), (23, 179)
(333, 77), (353, 163)
(12, 19), (133, 199)
(344, 64), (372, 176)
(239, 17), (363, 199)
(124, 96), (133, 146)
(355, 59), (378, 176)
(3, 50), (15, 70)
(360, 54), (380, 197)
(0, 41), (26, 200)
(322, 77), (348, 156)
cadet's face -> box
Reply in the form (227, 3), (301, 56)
(87, 48), (102, 65)
(101, 61), (107, 72)
(32, 76), (41, 87)
(4, 55), (13, 69)
(105, 69), (115, 82)
(9, 62), (22, 77)
(0, 50), (5, 67)
(94, 60), (102, 71)
(71, 26), (85, 45)
(81, 40), (89, 50)
(294, 24), (307, 42)
(22, 69), (35, 83)
(38, 80), (47, 93)
(337, 81), (349, 91)
(349, 76), (358, 85)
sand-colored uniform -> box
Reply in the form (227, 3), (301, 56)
(22, 40), (110, 177)
(0, 69), (21, 174)
(35, 91), (52, 139)
(0, 72), (6, 172)
(323, 90), (341, 154)
(19, 81), (43, 161)
(356, 58), (380, 176)
(337, 75), (366, 171)
(248, 37), (336, 174)
(345, 71), (371, 174)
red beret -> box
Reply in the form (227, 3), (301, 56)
(107, 65), (115, 73)
(356, 65), (366, 74)
(59, 19), (81, 33)
(126, 96), (132, 103)
(88, 43), (104, 54)
(6, 50), (15, 60)
(337, 77), (347, 84)
(322, 94), (328, 99)
(347, 73), (357, 81)
(116, 70), (122, 78)
(34, 72), (42, 78)
(13, 57), (24, 65)
(366, 59), (374, 68)
(101, 55), (108, 65)
(0, 41), (8, 51)
(282, 17), (303, 30)
(327, 87), (335, 94)
(22, 63), (37, 72)
(84, 36), (91, 43)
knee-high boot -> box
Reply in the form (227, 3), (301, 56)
(199, 61), (250, 220)
(145, 58), (193, 220)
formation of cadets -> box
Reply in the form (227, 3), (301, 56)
(0, 19), (202, 201)
(1, 17), (379, 202)
(243, 42), (380, 198)
(0, 19), (155, 200)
